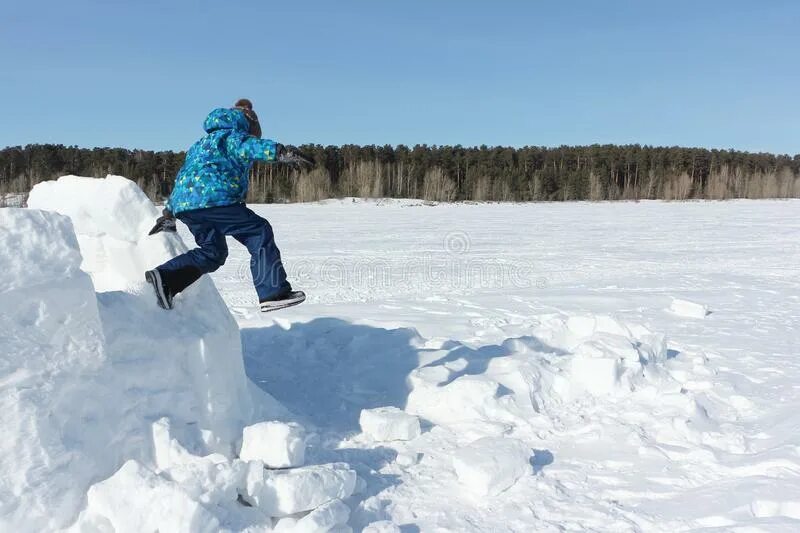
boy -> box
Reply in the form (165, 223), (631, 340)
(146, 98), (309, 312)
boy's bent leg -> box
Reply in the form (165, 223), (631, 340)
(227, 206), (290, 301)
(156, 214), (229, 296)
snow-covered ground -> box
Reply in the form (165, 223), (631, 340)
(210, 197), (800, 531)
(3, 177), (799, 532)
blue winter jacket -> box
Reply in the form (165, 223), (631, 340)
(167, 108), (279, 214)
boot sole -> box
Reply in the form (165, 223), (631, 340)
(260, 292), (306, 313)
(145, 270), (173, 310)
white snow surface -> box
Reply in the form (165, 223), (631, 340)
(3, 178), (800, 531)
(228, 197), (800, 531)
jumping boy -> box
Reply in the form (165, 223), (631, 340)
(146, 99), (308, 312)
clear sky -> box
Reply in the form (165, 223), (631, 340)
(2, 0), (798, 154)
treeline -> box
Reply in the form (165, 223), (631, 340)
(2, 143), (799, 206)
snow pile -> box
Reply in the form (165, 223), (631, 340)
(669, 298), (710, 318)
(78, 417), (355, 532)
(534, 314), (672, 399)
(406, 314), (675, 426)
(2, 175), (353, 531)
(79, 459), (223, 533)
(359, 407), (421, 442)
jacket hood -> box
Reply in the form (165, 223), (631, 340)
(203, 108), (251, 134)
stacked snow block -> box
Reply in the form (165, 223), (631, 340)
(238, 420), (357, 526)
(76, 417), (357, 531)
(0, 209), (108, 532)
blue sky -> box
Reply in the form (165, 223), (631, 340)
(2, 0), (798, 154)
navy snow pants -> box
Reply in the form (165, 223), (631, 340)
(157, 203), (290, 301)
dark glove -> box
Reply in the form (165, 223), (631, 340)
(148, 208), (177, 235)
(276, 144), (314, 169)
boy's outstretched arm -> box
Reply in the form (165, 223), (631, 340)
(231, 135), (280, 164)
(230, 134), (315, 168)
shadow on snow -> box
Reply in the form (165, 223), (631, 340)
(242, 318), (422, 435)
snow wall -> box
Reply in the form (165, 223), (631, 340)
(0, 176), (286, 531)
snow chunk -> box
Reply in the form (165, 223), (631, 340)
(452, 437), (531, 496)
(77, 460), (220, 533)
(669, 298), (710, 319)
(166, 456), (247, 506)
(152, 417), (198, 471)
(395, 451), (422, 467)
(274, 499), (351, 533)
(363, 521), (402, 533)
(245, 462), (357, 517)
(360, 407), (421, 441)
(240, 421), (307, 468)
(406, 373), (505, 426)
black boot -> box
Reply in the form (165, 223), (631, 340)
(259, 289), (306, 312)
(145, 269), (174, 310)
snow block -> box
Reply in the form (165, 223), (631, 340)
(160, 445), (247, 507)
(363, 521), (402, 533)
(359, 407), (421, 441)
(669, 298), (710, 319)
(152, 417), (198, 472)
(0, 209), (108, 531)
(246, 462), (358, 517)
(78, 460), (220, 533)
(395, 451), (422, 467)
(276, 499), (352, 533)
(452, 437), (531, 496)
(240, 421), (307, 468)
(0, 208), (85, 292)
(406, 371), (505, 426)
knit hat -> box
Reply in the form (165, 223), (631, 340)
(233, 98), (262, 138)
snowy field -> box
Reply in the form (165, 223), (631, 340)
(205, 198), (800, 531)
(3, 176), (800, 532)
